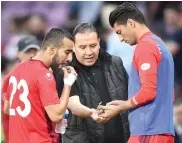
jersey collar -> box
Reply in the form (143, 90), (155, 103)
(29, 58), (49, 69)
(138, 31), (153, 42)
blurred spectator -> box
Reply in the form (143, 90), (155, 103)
(147, 2), (179, 38)
(163, 4), (181, 40)
(16, 35), (40, 61)
(1, 1), (32, 43)
(1, 56), (9, 74)
(165, 6), (182, 99)
(3, 16), (27, 61)
(32, 2), (71, 28)
(24, 14), (47, 42)
(1, 2), (72, 43)
(174, 100), (182, 143)
(1, 35), (40, 143)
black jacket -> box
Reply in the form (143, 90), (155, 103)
(54, 49), (130, 143)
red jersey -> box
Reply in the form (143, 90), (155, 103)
(129, 32), (175, 106)
(130, 32), (160, 107)
(1, 74), (11, 143)
(128, 31), (174, 137)
(6, 59), (60, 143)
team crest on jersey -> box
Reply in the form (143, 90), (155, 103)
(141, 63), (151, 71)
(45, 72), (53, 80)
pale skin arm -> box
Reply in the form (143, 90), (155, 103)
(44, 84), (72, 123)
(68, 96), (91, 118)
(68, 95), (107, 122)
(44, 66), (77, 123)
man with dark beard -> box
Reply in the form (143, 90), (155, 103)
(3, 28), (78, 143)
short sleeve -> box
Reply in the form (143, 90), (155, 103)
(70, 80), (80, 97)
(37, 71), (60, 107)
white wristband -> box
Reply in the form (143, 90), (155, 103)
(64, 73), (77, 86)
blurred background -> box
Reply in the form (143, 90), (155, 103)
(1, 1), (182, 143)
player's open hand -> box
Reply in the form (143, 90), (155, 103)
(89, 108), (109, 123)
(98, 100), (132, 120)
(98, 104), (121, 120)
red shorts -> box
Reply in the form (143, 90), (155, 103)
(128, 134), (174, 143)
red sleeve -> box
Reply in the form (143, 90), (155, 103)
(130, 40), (161, 107)
(1, 75), (10, 143)
(1, 75), (10, 101)
(37, 70), (60, 107)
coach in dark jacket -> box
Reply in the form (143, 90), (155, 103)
(55, 23), (130, 143)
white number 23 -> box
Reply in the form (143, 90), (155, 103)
(9, 76), (31, 117)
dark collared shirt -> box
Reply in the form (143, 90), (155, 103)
(71, 59), (124, 143)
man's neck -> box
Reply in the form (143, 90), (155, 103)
(32, 51), (50, 68)
(136, 25), (150, 43)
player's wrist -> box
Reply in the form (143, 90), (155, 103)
(63, 84), (72, 89)
(125, 100), (133, 110)
(117, 100), (133, 112)
(64, 73), (77, 86)
(129, 97), (139, 108)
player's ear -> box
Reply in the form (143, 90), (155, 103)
(48, 45), (57, 55)
(127, 19), (135, 28)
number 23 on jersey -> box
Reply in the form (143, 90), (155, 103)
(8, 76), (31, 117)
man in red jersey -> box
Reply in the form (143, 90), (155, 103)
(99, 2), (174, 143)
(3, 28), (77, 143)
(1, 35), (40, 143)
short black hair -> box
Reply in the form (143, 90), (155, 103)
(109, 2), (146, 27)
(73, 22), (99, 39)
(41, 28), (74, 50)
